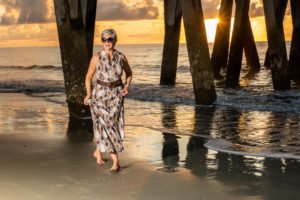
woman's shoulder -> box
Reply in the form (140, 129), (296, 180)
(114, 49), (127, 60)
(88, 52), (100, 64)
(92, 52), (101, 59)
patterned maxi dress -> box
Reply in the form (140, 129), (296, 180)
(88, 49), (126, 153)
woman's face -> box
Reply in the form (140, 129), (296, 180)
(102, 33), (115, 51)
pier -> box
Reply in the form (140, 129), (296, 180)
(53, 0), (299, 114)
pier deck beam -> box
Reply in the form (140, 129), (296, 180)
(160, 0), (182, 85)
(289, 0), (300, 80)
(263, 0), (291, 89)
(211, 0), (233, 79)
(180, 0), (216, 104)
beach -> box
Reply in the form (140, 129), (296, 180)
(1, 92), (300, 200)
(1, 0), (300, 197)
(1, 43), (300, 199)
(0, 93), (251, 200)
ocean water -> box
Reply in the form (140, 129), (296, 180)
(0, 42), (300, 160)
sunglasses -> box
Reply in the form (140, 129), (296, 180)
(101, 37), (114, 43)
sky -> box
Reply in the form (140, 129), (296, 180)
(0, 0), (294, 47)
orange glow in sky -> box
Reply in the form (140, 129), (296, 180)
(0, 2), (294, 48)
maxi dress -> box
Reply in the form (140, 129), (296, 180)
(88, 49), (126, 153)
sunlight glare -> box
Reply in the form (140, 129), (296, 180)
(205, 18), (219, 43)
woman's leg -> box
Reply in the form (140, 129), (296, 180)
(93, 147), (105, 165)
(110, 152), (120, 171)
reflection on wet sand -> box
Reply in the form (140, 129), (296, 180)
(159, 103), (300, 199)
(67, 117), (93, 142)
(161, 104), (179, 167)
(185, 107), (216, 177)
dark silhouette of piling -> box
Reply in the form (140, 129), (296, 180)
(213, 0), (260, 86)
(54, 0), (97, 138)
(54, 0), (97, 115)
(160, 0), (182, 85)
(264, 0), (288, 68)
(211, 0), (233, 79)
(289, 0), (300, 80)
(263, 0), (291, 89)
(181, 0), (216, 104)
(160, 0), (216, 105)
(226, 0), (250, 88)
(243, 16), (261, 74)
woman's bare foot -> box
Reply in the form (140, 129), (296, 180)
(93, 150), (105, 165)
(109, 153), (120, 172)
(110, 164), (120, 172)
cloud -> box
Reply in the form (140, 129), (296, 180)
(0, 0), (160, 25)
(0, 0), (291, 26)
(201, 0), (221, 19)
(200, 0), (291, 19)
(18, 0), (49, 23)
(0, 0), (53, 25)
(97, 0), (159, 20)
(201, 0), (266, 19)
(0, 7), (18, 25)
(249, 2), (264, 18)
(248, 1), (291, 18)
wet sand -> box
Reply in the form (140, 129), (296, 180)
(1, 93), (300, 200)
(0, 93), (247, 200)
(0, 133), (248, 200)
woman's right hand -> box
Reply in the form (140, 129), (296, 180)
(84, 95), (91, 105)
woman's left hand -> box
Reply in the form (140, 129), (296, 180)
(121, 85), (129, 96)
(84, 95), (91, 105)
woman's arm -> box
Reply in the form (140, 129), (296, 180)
(121, 55), (132, 96)
(84, 54), (98, 105)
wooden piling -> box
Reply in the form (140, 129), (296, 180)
(264, 0), (288, 68)
(211, 0), (233, 79)
(289, 0), (300, 80)
(226, 0), (250, 88)
(54, 0), (97, 137)
(160, 0), (182, 85)
(263, 0), (291, 89)
(180, 0), (216, 104)
(243, 16), (261, 74)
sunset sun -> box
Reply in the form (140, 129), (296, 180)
(205, 18), (219, 43)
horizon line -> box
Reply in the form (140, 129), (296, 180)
(0, 40), (288, 49)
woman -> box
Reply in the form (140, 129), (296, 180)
(84, 29), (132, 172)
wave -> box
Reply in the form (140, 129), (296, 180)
(204, 139), (300, 160)
(0, 65), (61, 70)
(0, 79), (65, 93)
(1, 80), (300, 113)
(215, 88), (300, 113)
(128, 84), (300, 113)
(128, 124), (300, 160)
